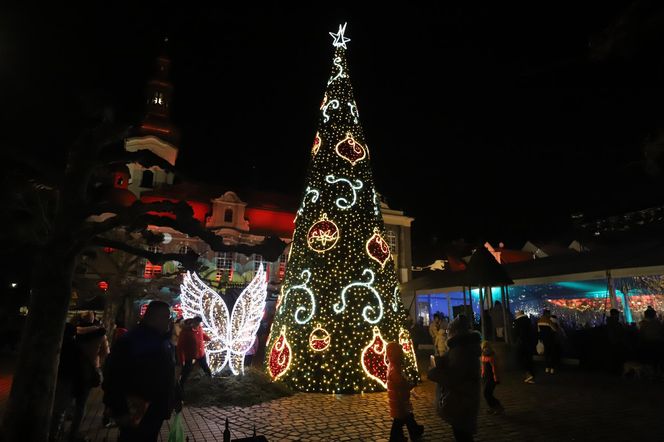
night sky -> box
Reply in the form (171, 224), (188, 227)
(3, 3), (664, 254)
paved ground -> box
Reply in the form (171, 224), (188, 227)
(2, 356), (664, 441)
(69, 368), (664, 441)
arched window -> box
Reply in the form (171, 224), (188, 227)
(224, 208), (233, 223)
(140, 170), (154, 188)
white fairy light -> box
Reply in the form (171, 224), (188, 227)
(325, 174), (363, 209)
(322, 99), (340, 123)
(329, 22), (351, 49)
(180, 265), (268, 375)
(328, 57), (348, 85)
(297, 186), (320, 216)
(334, 268), (384, 324)
(281, 269), (316, 324)
(391, 287), (400, 312)
(347, 101), (359, 124)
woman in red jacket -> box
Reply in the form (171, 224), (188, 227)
(386, 342), (424, 442)
(177, 317), (212, 389)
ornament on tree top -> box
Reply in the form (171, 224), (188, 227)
(335, 132), (367, 166)
(366, 227), (391, 268)
(307, 213), (340, 253)
(329, 22), (351, 49)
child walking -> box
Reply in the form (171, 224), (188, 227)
(386, 342), (424, 442)
(481, 341), (504, 414)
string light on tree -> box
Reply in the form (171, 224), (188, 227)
(333, 268), (384, 324)
(325, 174), (363, 209)
(280, 269), (317, 325)
(265, 22), (419, 393)
(180, 266), (267, 375)
(347, 101), (359, 124)
(322, 99), (340, 123)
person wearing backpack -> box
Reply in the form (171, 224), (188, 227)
(428, 315), (481, 442)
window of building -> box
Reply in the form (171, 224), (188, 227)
(224, 208), (233, 223)
(143, 246), (162, 279)
(152, 91), (164, 105)
(386, 229), (398, 255)
(278, 253), (287, 281)
(140, 170), (154, 188)
(215, 252), (234, 282)
(178, 244), (190, 255)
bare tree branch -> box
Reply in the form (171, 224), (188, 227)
(91, 236), (200, 270)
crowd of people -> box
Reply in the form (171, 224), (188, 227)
(48, 304), (221, 442)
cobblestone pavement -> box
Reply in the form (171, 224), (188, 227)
(1, 358), (663, 441)
(72, 368), (663, 442)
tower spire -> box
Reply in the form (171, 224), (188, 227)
(136, 38), (179, 144)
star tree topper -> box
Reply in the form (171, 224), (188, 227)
(329, 22), (351, 49)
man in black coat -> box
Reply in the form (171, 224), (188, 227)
(103, 301), (180, 442)
(513, 310), (535, 383)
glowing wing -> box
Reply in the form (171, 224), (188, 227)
(180, 271), (230, 374)
(228, 264), (268, 374)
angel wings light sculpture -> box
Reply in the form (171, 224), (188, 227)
(180, 264), (268, 375)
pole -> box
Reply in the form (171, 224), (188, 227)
(479, 286), (486, 339)
(500, 285), (509, 344)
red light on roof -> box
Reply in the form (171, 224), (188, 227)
(98, 281), (109, 291)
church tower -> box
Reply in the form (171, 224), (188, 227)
(126, 38), (180, 197)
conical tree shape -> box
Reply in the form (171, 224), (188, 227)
(265, 23), (419, 393)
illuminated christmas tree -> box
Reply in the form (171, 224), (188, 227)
(265, 23), (419, 393)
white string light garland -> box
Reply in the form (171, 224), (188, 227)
(325, 174), (363, 209)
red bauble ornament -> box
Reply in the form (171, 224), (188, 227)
(312, 131), (322, 156)
(335, 132), (366, 166)
(307, 213), (340, 253)
(366, 228), (391, 268)
(309, 324), (331, 352)
(399, 327), (418, 367)
(268, 326), (292, 380)
(361, 326), (388, 389)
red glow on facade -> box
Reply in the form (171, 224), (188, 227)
(245, 208), (295, 237)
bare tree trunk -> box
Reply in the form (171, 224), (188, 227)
(1, 250), (74, 442)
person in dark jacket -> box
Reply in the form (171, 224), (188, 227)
(513, 310), (535, 383)
(538, 309), (560, 374)
(49, 321), (84, 441)
(428, 315), (481, 442)
(481, 341), (503, 414)
(68, 311), (108, 441)
(103, 301), (179, 442)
